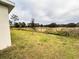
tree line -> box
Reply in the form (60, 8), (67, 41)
(9, 14), (79, 28)
(44, 23), (79, 27)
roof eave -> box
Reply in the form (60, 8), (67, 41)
(0, 0), (15, 13)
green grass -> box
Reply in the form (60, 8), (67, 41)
(0, 29), (79, 59)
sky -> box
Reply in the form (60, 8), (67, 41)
(10, 0), (79, 24)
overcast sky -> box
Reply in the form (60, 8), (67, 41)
(10, 0), (79, 24)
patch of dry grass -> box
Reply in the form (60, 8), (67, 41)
(0, 29), (79, 59)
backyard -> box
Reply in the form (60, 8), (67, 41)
(0, 28), (79, 59)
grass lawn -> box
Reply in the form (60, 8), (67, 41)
(0, 29), (79, 59)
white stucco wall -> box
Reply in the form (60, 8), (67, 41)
(0, 4), (11, 50)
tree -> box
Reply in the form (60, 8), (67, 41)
(46, 23), (57, 27)
(21, 22), (26, 27)
(14, 22), (26, 28)
(76, 22), (79, 27)
(9, 20), (12, 26)
(31, 18), (35, 27)
(11, 14), (19, 25)
(66, 23), (76, 27)
(14, 22), (19, 27)
(18, 22), (22, 28)
(50, 23), (57, 27)
(30, 18), (35, 29)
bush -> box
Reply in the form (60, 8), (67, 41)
(43, 28), (79, 38)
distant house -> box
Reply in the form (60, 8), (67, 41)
(0, 0), (14, 50)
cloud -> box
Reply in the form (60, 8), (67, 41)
(10, 0), (79, 24)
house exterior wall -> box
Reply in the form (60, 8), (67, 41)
(0, 4), (11, 50)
